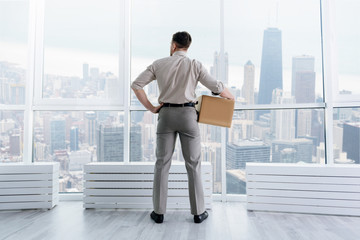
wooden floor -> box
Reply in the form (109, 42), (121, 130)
(1, 201), (360, 240)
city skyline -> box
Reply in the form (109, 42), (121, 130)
(1, 59), (359, 194)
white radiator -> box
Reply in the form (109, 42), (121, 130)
(83, 161), (212, 209)
(0, 162), (59, 210)
(246, 163), (360, 216)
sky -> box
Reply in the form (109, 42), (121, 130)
(0, 0), (359, 95)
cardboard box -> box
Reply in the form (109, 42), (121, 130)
(195, 95), (235, 128)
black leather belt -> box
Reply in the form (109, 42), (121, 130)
(163, 102), (195, 107)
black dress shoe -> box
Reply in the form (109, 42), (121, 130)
(150, 211), (164, 223)
(194, 211), (208, 223)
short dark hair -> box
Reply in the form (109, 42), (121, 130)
(172, 31), (192, 49)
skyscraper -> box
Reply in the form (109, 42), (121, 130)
(201, 143), (221, 193)
(50, 117), (66, 154)
(43, 112), (52, 145)
(292, 55), (315, 103)
(271, 89), (295, 140)
(226, 140), (270, 169)
(70, 127), (79, 152)
(34, 142), (47, 161)
(242, 60), (255, 105)
(258, 28), (283, 105)
(130, 123), (143, 162)
(210, 51), (228, 85)
(10, 133), (21, 156)
(83, 63), (89, 81)
(89, 67), (100, 91)
(311, 109), (325, 145)
(105, 74), (119, 99)
(85, 111), (96, 146)
(10, 84), (25, 104)
(297, 109), (312, 137)
(242, 60), (255, 120)
(342, 123), (360, 164)
(292, 56), (316, 139)
(97, 123), (124, 162)
(272, 138), (313, 163)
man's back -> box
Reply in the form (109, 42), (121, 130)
(132, 51), (224, 104)
(150, 51), (200, 104)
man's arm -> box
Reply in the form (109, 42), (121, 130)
(132, 88), (163, 113)
(197, 62), (235, 100)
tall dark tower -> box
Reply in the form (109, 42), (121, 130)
(258, 28), (283, 105)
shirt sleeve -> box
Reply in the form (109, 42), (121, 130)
(197, 62), (224, 94)
(131, 63), (156, 90)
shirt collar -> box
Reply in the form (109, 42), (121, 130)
(173, 50), (187, 57)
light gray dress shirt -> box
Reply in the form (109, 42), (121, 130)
(131, 51), (224, 104)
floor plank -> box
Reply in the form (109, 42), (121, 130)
(1, 201), (360, 240)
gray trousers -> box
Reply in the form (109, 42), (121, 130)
(153, 106), (205, 215)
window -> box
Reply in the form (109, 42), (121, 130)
(0, 111), (24, 163)
(333, 107), (360, 164)
(227, 109), (325, 194)
(0, 1), (28, 105)
(42, 0), (123, 103)
(199, 123), (222, 194)
(33, 111), (124, 192)
(334, 0), (360, 96)
(130, 111), (156, 162)
(225, 0), (323, 106)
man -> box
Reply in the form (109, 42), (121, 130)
(131, 31), (234, 224)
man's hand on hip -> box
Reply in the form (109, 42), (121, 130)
(151, 103), (164, 114)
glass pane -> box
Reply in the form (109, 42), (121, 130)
(0, 111), (24, 163)
(43, 0), (122, 101)
(130, 110), (222, 194)
(130, 111), (185, 163)
(130, 111), (157, 162)
(199, 123), (222, 194)
(131, 0), (220, 106)
(333, 107), (360, 164)
(227, 108), (325, 194)
(0, 1), (28, 105)
(335, 0), (360, 95)
(33, 111), (124, 192)
(224, 0), (323, 107)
